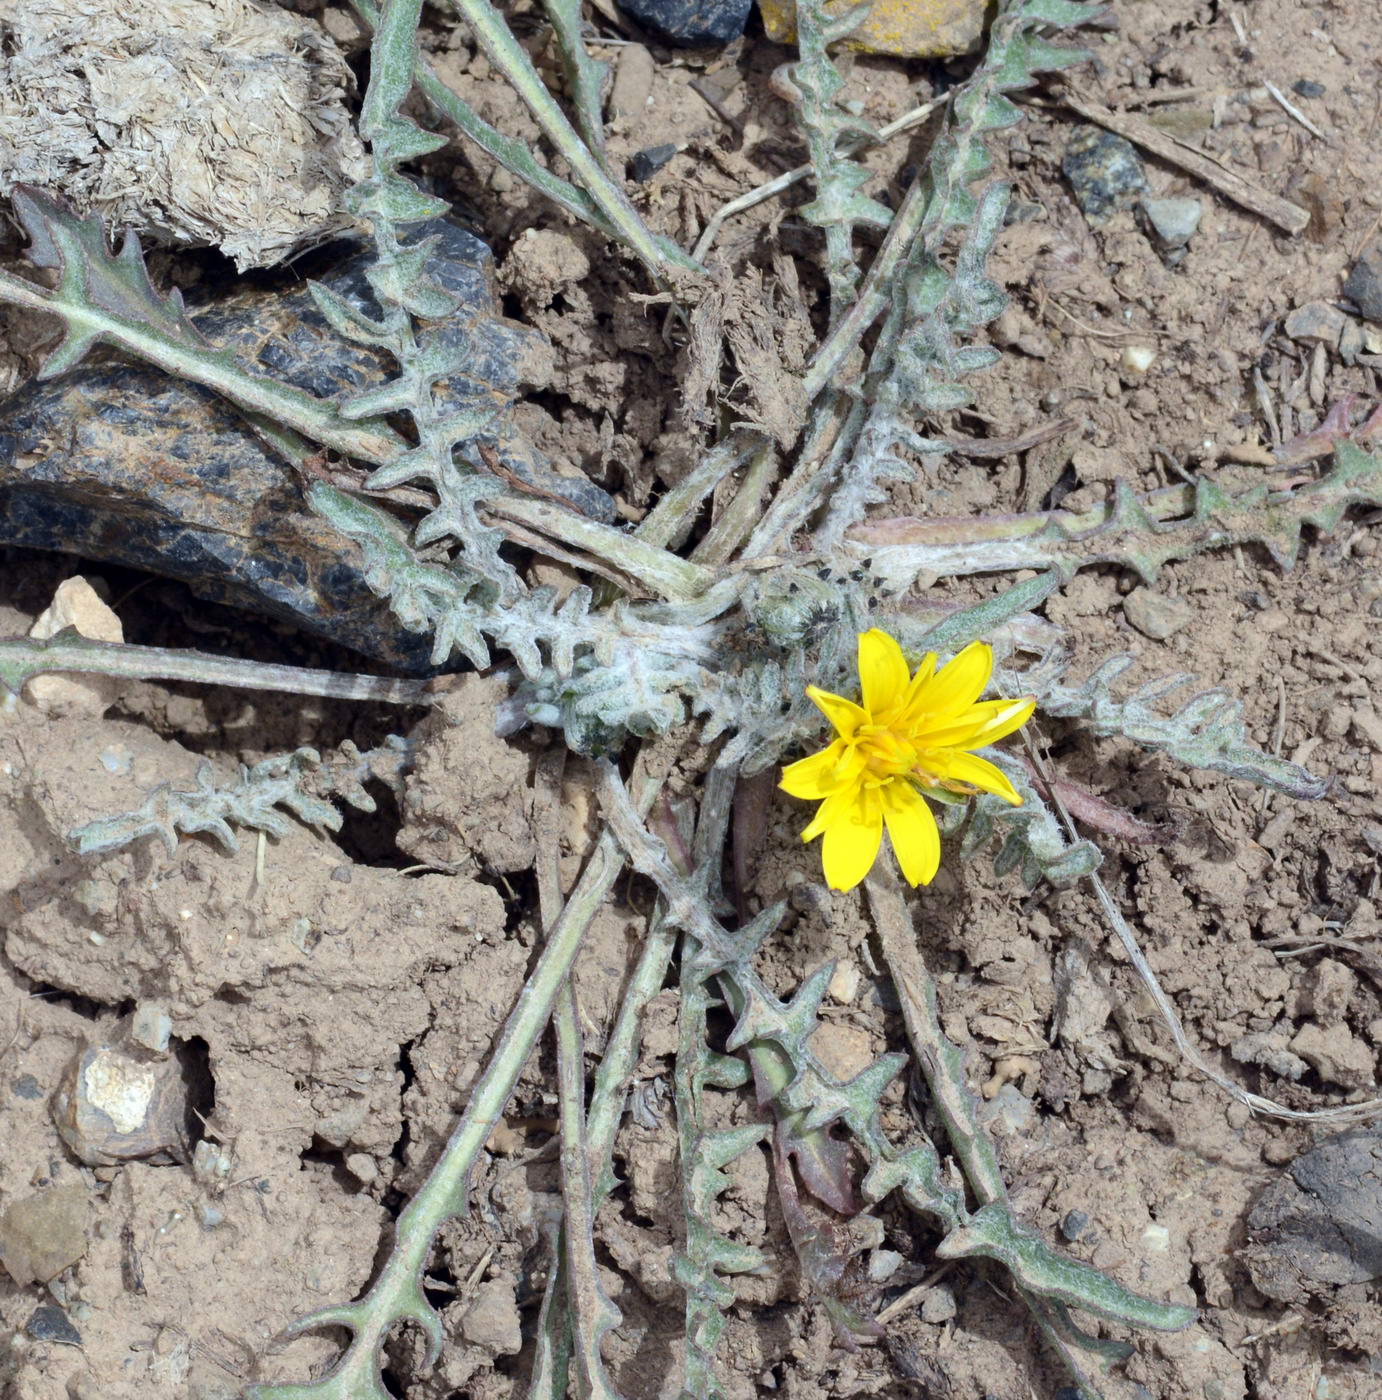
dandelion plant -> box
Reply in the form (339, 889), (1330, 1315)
(5, 0), (1378, 1396)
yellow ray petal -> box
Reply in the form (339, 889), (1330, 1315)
(902, 650), (937, 704)
(925, 750), (1022, 805)
(807, 685), (868, 739)
(917, 696), (1035, 749)
(800, 784), (860, 843)
(911, 640), (992, 718)
(858, 628), (910, 714)
(820, 799), (883, 892)
(780, 740), (863, 800)
(882, 782), (940, 886)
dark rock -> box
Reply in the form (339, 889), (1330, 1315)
(1292, 79), (1326, 98)
(1060, 1209), (1090, 1241)
(26, 1306), (82, 1346)
(0, 222), (615, 671)
(1061, 127), (1148, 223)
(629, 143), (678, 182)
(618, 0), (751, 46)
(1242, 1128), (1382, 1302)
(1343, 242), (1382, 324)
(11, 1074), (42, 1100)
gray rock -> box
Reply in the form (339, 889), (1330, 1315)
(608, 43), (654, 121)
(1344, 242), (1382, 323)
(1244, 1128), (1382, 1302)
(1062, 127), (1147, 223)
(920, 1283), (958, 1324)
(1123, 587), (1193, 640)
(1283, 299), (1346, 346)
(1140, 195), (1203, 249)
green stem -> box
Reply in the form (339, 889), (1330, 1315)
(0, 634), (429, 707)
(691, 440), (779, 567)
(636, 432), (759, 553)
(541, 0), (610, 161)
(248, 768), (662, 1400)
(350, 0), (626, 241)
(446, 0), (703, 277)
(491, 496), (716, 601)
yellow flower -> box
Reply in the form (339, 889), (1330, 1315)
(780, 630), (1036, 893)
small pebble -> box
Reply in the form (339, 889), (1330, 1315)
(867, 1248), (902, 1283)
(345, 1152), (378, 1185)
(1062, 127), (1147, 223)
(12, 1074), (43, 1100)
(1140, 195), (1202, 249)
(1343, 242), (1382, 324)
(1123, 587), (1193, 640)
(608, 43), (654, 121)
(1061, 1209), (1090, 1241)
(919, 1283), (958, 1324)
(826, 960), (861, 1004)
(26, 1305), (82, 1346)
(1283, 299), (1346, 347)
(629, 144), (678, 183)
(130, 1002), (171, 1055)
(1292, 79), (1326, 98)
(461, 1277), (523, 1354)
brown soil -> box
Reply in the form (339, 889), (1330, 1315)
(2, 1), (1382, 1398)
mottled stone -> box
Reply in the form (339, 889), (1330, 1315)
(0, 222), (613, 670)
(618, 0), (751, 45)
(1062, 127), (1147, 223)
(52, 1024), (204, 1167)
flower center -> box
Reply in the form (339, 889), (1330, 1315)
(856, 722), (920, 780)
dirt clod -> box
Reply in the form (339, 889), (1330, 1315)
(0, 1181), (89, 1286)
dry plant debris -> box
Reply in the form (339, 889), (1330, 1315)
(0, 0), (366, 268)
